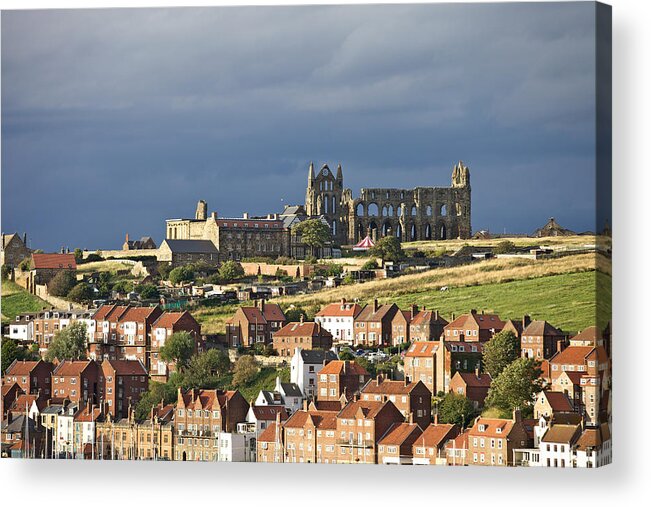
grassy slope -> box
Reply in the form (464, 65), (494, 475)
(193, 252), (611, 336)
(1, 280), (49, 323)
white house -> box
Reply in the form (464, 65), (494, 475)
(218, 429), (257, 462)
(539, 422), (581, 468)
(290, 347), (338, 399)
(314, 299), (363, 345)
(574, 423), (612, 468)
(56, 403), (79, 458)
(8, 315), (34, 342)
(255, 376), (304, 414)
(246, 404), (289, 437)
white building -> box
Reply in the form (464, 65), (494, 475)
(574, 423), (612, 468)
(314, 299), (363, 345)
(246, 404), (289, 437)
(290, 347), (337, 399)
(8, 315), (34, 342)
(219, 428), (257, 462)
(56, 403), (79, 458)
(539, 422), (580, 468)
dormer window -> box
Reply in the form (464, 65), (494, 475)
(478, 424), (486, 432)
(496, 427), (502, 434)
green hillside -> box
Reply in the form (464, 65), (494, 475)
(1, 280), (49, 324)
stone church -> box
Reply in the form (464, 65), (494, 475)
(304, 160), (472, 245)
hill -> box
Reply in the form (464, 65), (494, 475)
(1, 280), (49, 323)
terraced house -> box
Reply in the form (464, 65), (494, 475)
(225, 300), (286, 348)
(282, 406), (338, 463)
(174, 388), (249, 461)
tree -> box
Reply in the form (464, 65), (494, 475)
(232, 355), (259, 387)
(339, 350), (355, 361)
(73, 248), (83, 263)
(437, 392), (477, 427)
(157, 262), (173, 280)
(45, 321), (88, 361)
(482, 330), (520, 379)
(494, 240), (516, 254)
(134, 380), (178, 420)
(67, 282), (94, 303)
(369, 236), (404, 262)
(183, 349), (231, 389)
(284, 306), (308, 323)
(1, 265), (12, 280)
(47, 270), (77, 297)
(112, 280), (134, 294)
(169, 266), (195, 286)
(361, 259), (379, 270)
(485, 357), (544, 416)
(2, 337), (25, 373)
(136, 283), (159, 299)
(294, 219), (332, 258)
(159, 331), (195, 372)
(218, 260), (245, 282)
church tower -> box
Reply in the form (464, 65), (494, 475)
(305, 162), (345, 244)
(451, 161), (472, 238)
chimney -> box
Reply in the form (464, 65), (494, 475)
(513, 408), (522, 423)
(408, 412), (414, 424)
(243, 212), (249, 219)
(434, 412), (439, 425)
(411, 304), (418, 320)
(300, 314), (304, 324)
(261, 299), (265, 312)
(211, 212), (218, 220)
(376, 374), (381, 386)
(451, 313), (455, 321)
(373, 299), (379, 312)
(470, 309), (477, 315)
(557, 340), (564, 354)
(23, 233), (27, 245)
(303, 399), (308, 411)
(522, 314), (531, 329)
(125, 233), (129, 243)
(475, 366), (481, 380)
(435, 310), (439, 321)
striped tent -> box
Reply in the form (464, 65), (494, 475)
(353, 235), (375, 251)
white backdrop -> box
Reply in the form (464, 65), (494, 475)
(0, 0), (648, 504)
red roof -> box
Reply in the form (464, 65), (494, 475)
(410, 310), (448, 327)
(119, 306), (159, 323)
(446, 311), (505, 331)
(103, 359), (147, 376)
(405, 341), (439, 357)
(31, 253), (77, 270)
(152, 311), (189, 328)
(5, 360), (41, 376)
(414, 423), (459, 449)
(540, 391), (574, 412)
(319, 360), (369, 377)
(274, 322), (332, 338)
(316, 301), (363, 318)
(550, 346), (594, 365)
(53, 360), (94, 377)
(378, 422), (423, 446)
(250, 405), (289, 421)
(455, 372), (492, 388)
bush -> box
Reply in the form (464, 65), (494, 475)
(218, 261), (245, 282)
(232, 356), (259, 387)
(361, 259), (379, 270)
(494, 240), (516, 254)
(48, 270), (77, 297)
(135, 283), (159, 299)
(85, 253), (103, 263)
(1, 265), (12, 280)
(169, 266), (195, 285)
(67, 282), (94, 303)
(19, 258), (31, 272)
(157, 262), (173, 280)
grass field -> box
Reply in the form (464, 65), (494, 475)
(193, 252), (611, 335)
(1, 280), (49, 323)
(76, 260), (135, 274)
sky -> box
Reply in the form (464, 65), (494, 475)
(1, 3), (608, 251)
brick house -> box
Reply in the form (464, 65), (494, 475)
(282, 407), (339, 463)
(257, 419), (283, 463)
(150, 311), (202, 380)
(548, 345), (609, 383)
(502, 315), (532, 340)
(335, 399), (405, 464)
(443, 310), (505, 342)
(438, 338), (485, 394)
(377, 421), (423, 464)
(521, 320), (565, 360)
(273, 320), (333, 358)
(101, 359), (148, 419)
(317, 360), (370, 402)
(30, 252), (77, 287)
(114, 306), (163, 367)
(174, 388), (249, 461)
(290, 348), (338, 399)
(353, 300), (400, 347)
(51, 360), (101, 405)
(390, 308), (414, 346)
(404, 341), (439, 394)
(412, 420), (460, 465)
(409, 308), (448, 342)
(533, 390), (575, 420)
(467, 410), (533, 466)
(445, 428), (471, 466)
(3, 359), (53, 397)
(1, 383), (24, 418)
(315, 299), (363, 345)
(1, 232), (31, 268)
(134, 402), (175, 461)
(89, 305), (130, 361)
(225, 300), (286, 348)
(360, 376), (432, 429)
(551, 371), (586, 414)
(448, 370), (492, 409)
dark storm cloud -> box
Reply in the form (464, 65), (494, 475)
(1, 3), (600, 250)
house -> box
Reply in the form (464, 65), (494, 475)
(122, 233), (156, 251)
(290, 347), (338, 399)
(39, 400), (69, 459)
(282, 406), (339, 463)
(315, 299), (363, 345)
(548, 345), (609, 383)
(132, 402), (175, 460)
(502, 315), (531, 339)
(246, 404), (289, 437)
(1, 232), (31, 268)
(73, 403), (104, 459)
(114, 306), (163, 367)
(551, 371), (587, 414)
(539, 422), (581, 468)
(438, 337), (485, 394)
(225, 300), (286, 348)
(353, 300), (400, 347)
(317, 360), (371, 402)
(1, 413), (44, 458)
(8, 314), (35, 342)
(534, 390), (575, 419)
(443, 310), (505, 342)
(1, 383), (24, 418)
(404, 341), (440, 394)
(101, 359), (148, 418)
(360, 376), (432, 429)
(150, 311), (202, 380)
(51, 360), (101, 405)
(521, 320), (565, 360)
(335, 399), (405, 464)
(448, 370), (492, 409)
(444, 428), (471, 466)
(55, 402), (80, 458)
(158, 239), (219, 267)
(409, 308), (448, 342)
(412, 420), (460, 465)
(174, 388), (249, 461)
(30, 252), (77, 287)
(88, 305), (130, 361)
(574, 422), (612, 467)
(7, 392), (47, 420)
(467, 410), (533, 466)
(257, 419), (284, 463)
(272, 320), (333, 357)
(377, 422), (423, 464)
(255, 376), (304, 414)
(570, 325), (606, 348)
(3, 359), (53, 397)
